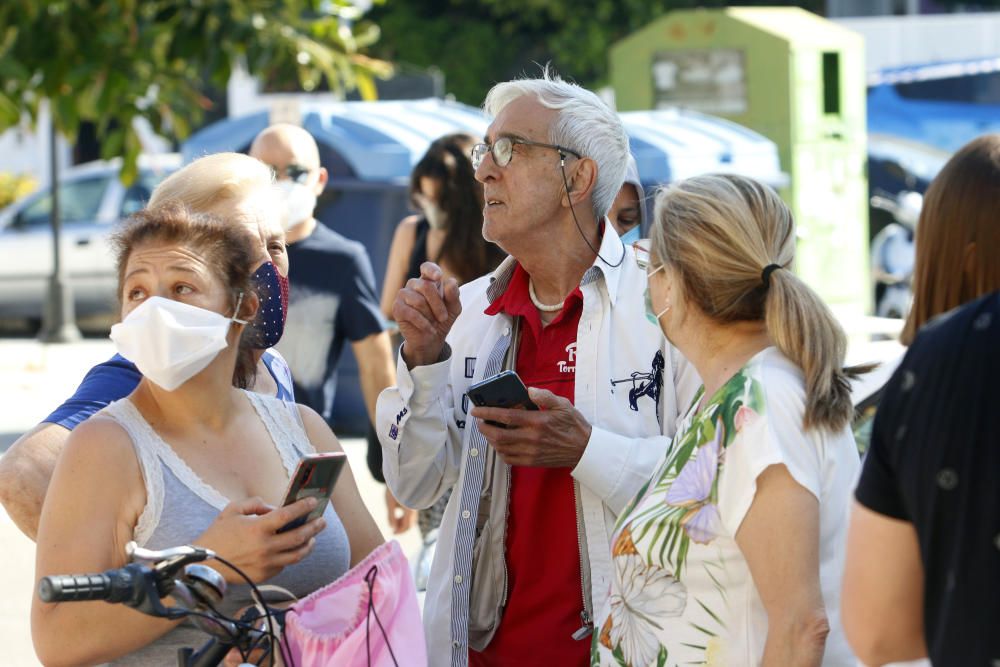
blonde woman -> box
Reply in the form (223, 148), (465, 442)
(592, 174), (860, 666)
(0, 152), (294, 540)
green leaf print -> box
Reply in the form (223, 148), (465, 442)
(603, 363), (767, 667)
(695, 598), (724, 630)
(635, 368), (766, 579)
(612, 642), (628, 667)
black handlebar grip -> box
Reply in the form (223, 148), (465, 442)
(38, 573), (112, 602)
(38, 564), (142, 603)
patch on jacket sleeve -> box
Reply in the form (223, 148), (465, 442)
(388, 423), (399, 440)
(456, 394), (470, 429)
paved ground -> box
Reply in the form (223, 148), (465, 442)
(0, 336), (421, 666)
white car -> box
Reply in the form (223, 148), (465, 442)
(0, 154), (180, 323)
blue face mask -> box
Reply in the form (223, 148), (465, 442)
(249, 261), (289, 349)
(620, 225), (641, 246)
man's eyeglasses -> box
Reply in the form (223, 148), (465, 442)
(269, 163), (313, 184)
(470, 136), (581, 170)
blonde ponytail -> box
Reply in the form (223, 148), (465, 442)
(763, 268), (855, 431)
(651, 174), (859, 432)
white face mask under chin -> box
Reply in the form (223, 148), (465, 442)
(109, 295), (248, 392)
(277, 180), (317, 230)
(423, 202), (448, 230)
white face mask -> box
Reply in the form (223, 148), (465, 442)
(423, 201), (448, 230)
(276, 180), (317, 230)
(109, 295), (248, 392)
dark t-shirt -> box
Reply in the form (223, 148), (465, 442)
(855, 291), (1000, 666)
(276, 223), (385, 424)
(44, 351), (295, 430)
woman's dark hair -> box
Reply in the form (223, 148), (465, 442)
(111, 203), (259, 389)
(409, 133), (505, 283)
(901, 133), (1000, 345)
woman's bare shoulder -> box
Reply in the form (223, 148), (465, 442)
(66, 415), (137, 459)
(395, 215), (420, 237)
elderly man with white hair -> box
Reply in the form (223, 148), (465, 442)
(376, 71), (698, 666)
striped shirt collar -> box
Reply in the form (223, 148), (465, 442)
(485, 217), (627, 307)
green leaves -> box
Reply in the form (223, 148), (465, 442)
(0, 0), (389, 182)
(369, 0), (826, 105)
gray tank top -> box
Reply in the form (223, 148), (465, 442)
(100, 391), (351, 666)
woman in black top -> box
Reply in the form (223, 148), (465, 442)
(842, 134), (1000, 666)
(375, 133), (505, 536)
(380, 133), (506, 316)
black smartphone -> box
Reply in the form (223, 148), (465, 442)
(466, 371), (539, 426)
(276, 452), (347, 534)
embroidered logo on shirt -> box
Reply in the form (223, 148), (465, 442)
(388, 424), (399, 440)
(558, 342), (578, 374)
(396, 407), (408, 424)
(610, 350), (664, 411)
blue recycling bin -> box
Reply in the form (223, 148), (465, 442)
(182, 100), (784, 433)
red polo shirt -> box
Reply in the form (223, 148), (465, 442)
(470, 264), (589, 667)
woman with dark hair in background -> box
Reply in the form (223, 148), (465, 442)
(373, 133), (505, 541)
(380, 132), (506, 312)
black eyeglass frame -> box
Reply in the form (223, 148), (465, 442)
(471, 136), (582, 170)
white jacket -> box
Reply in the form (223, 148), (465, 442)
(376, 229), (699, 666)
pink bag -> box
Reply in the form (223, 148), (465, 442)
(281, 540), (427, 667)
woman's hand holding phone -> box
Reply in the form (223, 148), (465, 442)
(196, 496), (326, 583)
(196, 454), (345, 583)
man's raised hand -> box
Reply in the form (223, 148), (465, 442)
(393, 262), (461, 368)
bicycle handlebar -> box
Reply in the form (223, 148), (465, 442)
(37, 543), (275, 666)
(38, 563), (148, 603)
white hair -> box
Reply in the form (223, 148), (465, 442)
(483, 67), (630, 220)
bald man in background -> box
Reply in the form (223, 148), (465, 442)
(249, 126), (403, 525)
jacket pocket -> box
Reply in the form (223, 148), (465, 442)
(468, 520), (504, 650)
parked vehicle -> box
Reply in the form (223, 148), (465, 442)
(870, 190), (922, 319)
(0, 154), (180, 323)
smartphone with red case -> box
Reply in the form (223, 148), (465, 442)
(276, 452), (347, 534)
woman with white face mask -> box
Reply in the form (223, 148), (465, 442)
(32, 204), (384, 666)
(0, 153), (296, 543)
(377, 134), (506, 538)
(593, 175), (862, 667)
(379, 133), (507, 320)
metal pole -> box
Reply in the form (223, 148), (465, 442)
(39, 114), (81, 343)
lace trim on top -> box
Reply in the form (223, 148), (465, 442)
(246, 391), (317, 464)
(116, 398), (232, 513)
(100, 400), (166, 546)
(103, 391), (316, 545)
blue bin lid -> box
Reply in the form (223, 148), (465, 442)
(182, 99), (490, 182)
(183, 100), (785, 187)
(621, 109), (787, 188)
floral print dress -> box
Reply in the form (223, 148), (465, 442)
(592, 348), (859, 667)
